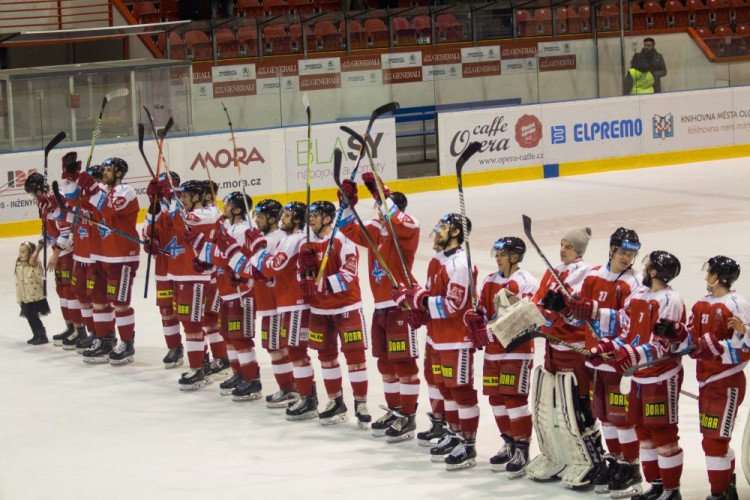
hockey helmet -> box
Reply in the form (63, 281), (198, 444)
(24, 172), (47, 196)
(223, 191), (253, 217)
(101, 157), (128, 178)
(309, 200), (336, 222)
(642, 250), (681, 284)
(610, 227), (641, 252)
(492, 236), (526, 261)
(283, 201), (307, 228)
(254, 199), (282, 220)
(702, 255), (740, 288)
(434, 213), (471, 244)
(390, 192), (408, 212)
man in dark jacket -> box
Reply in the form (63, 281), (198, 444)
(630, 37), (667, 93)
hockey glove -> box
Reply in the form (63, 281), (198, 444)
(407, 309), (430, 330)
(143, 237), (161, 255)
(588, 339), (617, 367)
(464, 309), (490, 349)
(608, 344), (638, 374)
(540, 289), (567, 313)
(76, 172), (99, 198)
(182, 230), (205, 252)
(62, 152), (81, 181)
(566, 296), (598, 321)
(653, 320), (688, 350)
(250, 265), (269, 284)
(299, 275), (317, 297)
(146, 178), (159, 199)
(298, 248), (318, 273)
(216, 233), (241, 261)
(243, 228), (267, 255)
(337, 179), (358, 208)
(361, 172), (390, 203)
(156, 176), (174, 201)
(690, 332), (724, 361)
(36, 193), (57, 216)
(230, 273), (248, 288)
(390, 283), (409, 309)
(405, 284), (429, 312)
(192, 257), (213, 274)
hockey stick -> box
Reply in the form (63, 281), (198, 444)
(341, 125), (414, 289)
(143, 108), (174, 177)
(618, 347), (698, 401)
(52, 181), (166, 253)
(332, 148), (397, 287)
(303, 93), (312, 250)
(42, 131), (67, 294)
(313, 103), (399, 286)
(221, 102), (252, 221)
(85, 88), (129, 171)
(456, 141), (483, 307)
(501, 326), (592, 356)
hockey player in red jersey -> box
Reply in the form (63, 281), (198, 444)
(338, 173), (421, 442)
(144, 172), (184, 368)
(63, 157), (140, 365)
(686, 256), (749, 500)
(157, 180), (222, 390)
(394, 213), (480, 470)
(472, 236), (538, 473)
(554, 228), (643, 494)
(297, 200), (371, 427)
(581, 251), (689, 500)
(525, 227), (594, 486)
(23, 172), (73, 346)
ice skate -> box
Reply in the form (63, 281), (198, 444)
(608, 460), (643, 498)
(706, 473), (739, 500)
(652, 488), (681, 500)
(219, 373), (244, 396)
(82, 337), (112, 364)
(354, 400), (371, 430)
(108, 340), (134, 365)
(591, 456), (620, 494)
(429, 430), (461, 462)
(417, 412), (446, 447)
(61, 326), (86, 351)
(384, 411), (416, 443)
(75, 331), (95, 354)
(209, 357), (231, 381)
(371, 406), (400, 437)
(162, 346), (184, 368)
(505, 440), (530, 478)
(445, 439), (477, 471)
(631, 480), (664, 500)
(29, 327), (48, 345)
(231, 378), (263, 401)
(490, 434), (516, 472)
(266, 389), (299, 409)
(286, 393), (318, 421)
(52, 323), (74, 346)
(319, 396), (347, 426)
(202, 353), (214, 384)
(178, 368), (207, 391)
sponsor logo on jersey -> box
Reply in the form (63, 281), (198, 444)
(106, 283), (116, 295)
(227, 320), (241, 333)
(609, 392), (628, 409)
(261, 329), (268, 341)
(483, 375), (499, 387)
(371, 260), (387, 284)
(164, 236), (186, 259)
(86, 279), (95, 290)
(308, 330), (323, 343)
(700, 413), (720, 431)
(644, 402), (666, 418)
(652, 113), (674, 139)
(77, 226), (89, 239)
(446, 283), (466, 305)
(176, 303), (190, 316)
(441, 365), (454, 379)
(499, 372), (516, 387)
(157, 289), (174, 299)
(280, 327), (287, 338)
(343, 329), (363, 344)
(432, 364), (442, 375)
(388, 340), (406, 353)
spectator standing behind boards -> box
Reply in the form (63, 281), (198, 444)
(630, 37), (667, 92)
(623, 53), (655, 95)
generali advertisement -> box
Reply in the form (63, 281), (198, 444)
(283, 118), (398, 192)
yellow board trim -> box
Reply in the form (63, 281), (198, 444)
(2, 143), (746, 238)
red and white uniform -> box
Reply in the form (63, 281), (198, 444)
(689, 291), (750, 496)
(480, 268), (538, 442)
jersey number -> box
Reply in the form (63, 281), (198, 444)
(598, 291), (608, 302)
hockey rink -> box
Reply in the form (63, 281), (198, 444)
(0, 158), (748, 500)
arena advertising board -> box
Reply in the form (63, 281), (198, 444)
(283, 117), (398, 192)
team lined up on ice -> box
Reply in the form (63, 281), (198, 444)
(22, 152), (749, 500)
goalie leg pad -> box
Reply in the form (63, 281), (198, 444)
(555, 371), (603, 488)
(525, 366), (566, 481)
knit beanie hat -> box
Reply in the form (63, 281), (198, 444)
(562, 227), (592, 256)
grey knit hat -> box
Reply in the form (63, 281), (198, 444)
(562, 227), (592, 256)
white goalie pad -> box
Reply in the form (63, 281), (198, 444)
(525, 366), (566, 480)
(489, 290), (545, 348)
(743, 408), (750, 487)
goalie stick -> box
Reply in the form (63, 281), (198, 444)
(51, 181), (166, 254)
(455, 141), (483, 307)
(332, 148), (398, 288)
(314, 102), (399, 285)
(42, 131), (67, 294)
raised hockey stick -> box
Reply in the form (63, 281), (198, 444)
(85, 88), (129, 171)
(331, 148), (397, 287)
(456, 141), (483, 307)
(221, 102), (252, 221)
(341, 125), (414, 288)
(313, 104), (399, 285)
(143, 108), (174, 177)
(303, 93), (312, 250)
(52, 181), (166, 254)
(42, 131), (67, 294)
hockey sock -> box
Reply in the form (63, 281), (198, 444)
(115, 306), (135, 342)
(270, 354), (295, 391)
(184, 326), (205, 369)
(444, 399), (460, 431)
(80, 306), (94, 333)
(489, 395), (511, 435)
(428, 385), (445, 414)
(507, 404), (532, 441)
(603, 424), (622, 457)
(348, 366), (368, 400)
(640, 447), (660, 483)
(292, 363), (315, 397)
(93, 304), (114, 338)
(619, 426), (640, 462)
(205, 329), (227, 359)
(226, 344), (240, 374)
(321, 363), (343, 397)
(383, 380), (400, 409)
(707, 451), (734, 494)
(68, 297), (83, 325)
(458, 405), (480, 436)
(399, 379), (420, 414)
(161, 313), (181, 349)
(59, 297), (72, 324)
(237, 348), (259, 381)
(658, 449), (683, 490)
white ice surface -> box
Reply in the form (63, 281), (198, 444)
(1, 159), (749, 500)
